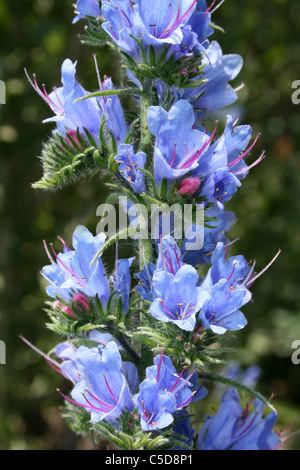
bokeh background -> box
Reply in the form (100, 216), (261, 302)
(0, 0), (300, 450)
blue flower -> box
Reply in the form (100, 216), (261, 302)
(197, 388), (281, 450)
(200, 166), (242, 209)
(184, 41), (243, 118)
(180, 205), (236, 266)
(147, 100), (211, 187)
(73, 0), (102, 23)
(101, 0), (140, 57)
(55, 342), (79, 383)
(135, 262), (156, 302)
(114, 144), (146, 193)
(150, 264), (209, 331)
(198, 278), (250, 334)
(134, 377), (177, 431)
(187, 0), (214, 48)
(155, 235), (183, 275)
(102, 0), (199, 59)
(133, 0), (198, 49)
(146, 353), (207, 409)
(203, 241), (252, 290)
(171, 410), (196, 449)
(69, 342), (135, 423)
(41, 225), (110, 306)
(110, 256), (135, 313)
(26, 59), (104, 145)
(100, 77), (128, 146)
(134, 350), (206, 431)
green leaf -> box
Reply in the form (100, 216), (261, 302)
(90, 226), (139, 266)
(32, 131), (106, 191)
(196, 371), (278, 414)
(75, 88), (144, 102)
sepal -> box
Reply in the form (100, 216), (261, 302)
(32, 130), (106, 190)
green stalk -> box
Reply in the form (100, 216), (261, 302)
(131, 80), (155, 371)
(140, 79), (153, 159)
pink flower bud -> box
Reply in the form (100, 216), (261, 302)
(178, 177), (201, 197)
(65, 130), (83, 150)
(73, 293), (90, 312)
(62, 306), (77, 318)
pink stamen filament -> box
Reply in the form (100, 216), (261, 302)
(172, 369), (195, 397)
(234, 413), (258, 438)
(115, 1), (132, 29)
(41, 83), (64, 115)
(57, 389), (92, 410)
(228, 134), (260, 169)
(156, 345), (166, 382)
(82, 393), (113, 413)
(44, 357), (63, 375)
(177, 392), (195, 408)
(103, 374), (119, 404)
(84, 390), (114, 412)
(233, 151), (266, 176)
(43, 239), (55, 265)
(161, 302), (178, 320)
(177, 122), (218, 170)
(206, 0), (216, 12)
(166, 251), (175, 275)
(245, 250), (281, 287)
(227, 262), (237, 282)
(173, 246), (181, 270)
(169, 143), (177, 168)
(168, 369), (185, 392)
(19, 335), (62, 370)
(50, 243), (87, 288)
(24, 69), (64, 114)
(58, 236), (71, 252)
(126, 149), (138, 177)
(160, 0), (197, 39)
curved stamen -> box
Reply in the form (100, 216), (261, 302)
(160, 301), (178, 320)
(172, 368), (195, 396)
(245, 249), (281, 288)
(82, 392), (113, 413)
(227, 261), (237, 282)
(57, 388), (91, 410)
(176, 122), (218, 170)
(233, 151), (266, 176)
(160, 0), (197, 39)
(103, 373), (119, 404)
(228, 134), (260, 168)
(169, 143), (177, 168)
(206, 0), (216, 12)
(156, 345), (166, 382)
(177, 390), (197, 408)
(173, 246), (181, 270)
(168, 368), (185, 392)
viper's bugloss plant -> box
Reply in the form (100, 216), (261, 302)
(21, 0), (297, 451)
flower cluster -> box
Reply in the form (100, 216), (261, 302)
(22, 0), (292, 452)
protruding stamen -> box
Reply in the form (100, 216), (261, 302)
(245, 250), (281, 287)
(103, 373), (119, 404)
(19, 335), (62, 370)
(156, 345), (166, 382)
(228, 134), (261, 168)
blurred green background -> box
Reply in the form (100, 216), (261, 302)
(0, 0), (300, 450)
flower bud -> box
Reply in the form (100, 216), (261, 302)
(178, 177), (201, 197)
